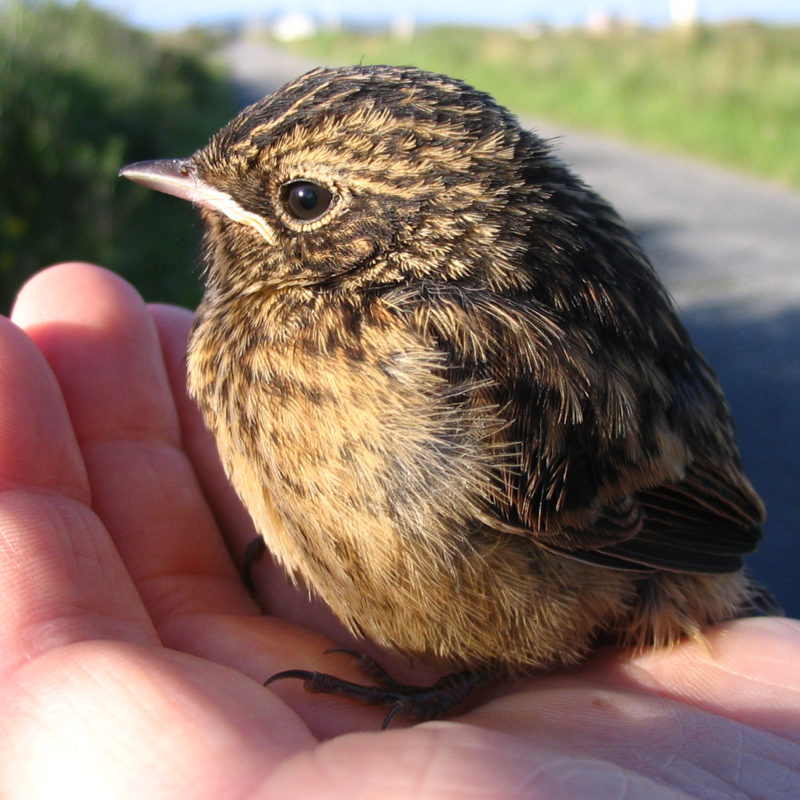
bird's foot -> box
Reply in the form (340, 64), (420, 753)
(265, 649), (488, 728)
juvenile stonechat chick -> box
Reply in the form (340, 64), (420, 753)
(121, 65), (771, 725)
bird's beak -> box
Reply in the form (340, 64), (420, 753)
(119, 158), (277, 245)
(119, 159), (209, 205)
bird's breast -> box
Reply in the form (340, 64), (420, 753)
(187, 293), (503, 624)
(187, 293), (649, 666)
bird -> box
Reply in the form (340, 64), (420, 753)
(120, 64), (773, 726)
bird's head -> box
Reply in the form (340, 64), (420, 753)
(119, 65), (573, 297)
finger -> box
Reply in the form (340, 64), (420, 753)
(622, 616), (800, 741)
(0, 314), (157, 674)
(11, 264), (256, 623)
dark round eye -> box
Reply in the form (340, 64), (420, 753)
(280, 181), (333, 221)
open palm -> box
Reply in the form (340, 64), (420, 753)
(1, 262), (797, 799)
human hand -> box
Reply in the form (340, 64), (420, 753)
(1, 263), (797, 798)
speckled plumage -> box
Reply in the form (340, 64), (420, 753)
(121, 65), (770, 718)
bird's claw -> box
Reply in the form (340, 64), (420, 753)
(264, 655), (488, 728)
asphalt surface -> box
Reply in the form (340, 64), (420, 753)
(222, 38), (800, 615)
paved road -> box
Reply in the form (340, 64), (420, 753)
(222, 38), (800, 614)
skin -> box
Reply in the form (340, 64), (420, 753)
(0, 262), (798, 799)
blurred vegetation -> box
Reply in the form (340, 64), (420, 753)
(0, 0), (238, 313)
(288, 22), (800, 188)
(3, 6), (797, 315)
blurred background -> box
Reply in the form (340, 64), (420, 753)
(2, 0), (798, 614)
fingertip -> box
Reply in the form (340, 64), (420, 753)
(10, 263), (177, 444)
(11, 263), (140, 328)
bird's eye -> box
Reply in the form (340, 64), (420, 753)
(280, 181), (334, 222)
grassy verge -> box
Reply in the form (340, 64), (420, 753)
(287, 23), (800, 188)
(0, 1), (238, 312)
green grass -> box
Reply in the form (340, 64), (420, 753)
(287, 23), (800, 188)
(0, 1), (238, 312)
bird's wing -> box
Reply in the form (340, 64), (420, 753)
(390, 283), (764, 575)
(552, 458), (764, 573)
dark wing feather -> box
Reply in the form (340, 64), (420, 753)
(584, 458), (763, 573)
(388, 273), (764, 579)
(509, 386), (765, 576)
(514, 414), (764, 575)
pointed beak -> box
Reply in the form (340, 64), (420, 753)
(118, 158), (208, 205)
(119, 158), (277, 245)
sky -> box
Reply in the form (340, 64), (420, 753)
(92, 0), (800, 31)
